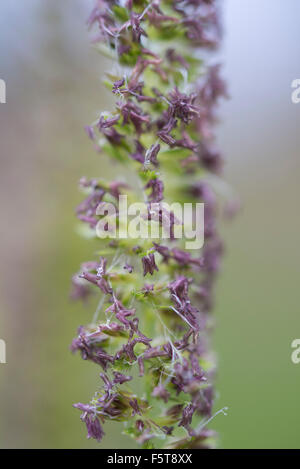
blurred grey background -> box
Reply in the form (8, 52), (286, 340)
(0, 0), (299, 448)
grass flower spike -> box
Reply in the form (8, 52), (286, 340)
(71, 0), (228, 449)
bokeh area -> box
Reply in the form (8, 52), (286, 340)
(0, 0), (299, 448)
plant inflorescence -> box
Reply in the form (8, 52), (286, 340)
(71, 0), (229, 449)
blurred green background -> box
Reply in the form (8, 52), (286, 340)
(0, 0), (299, 448)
